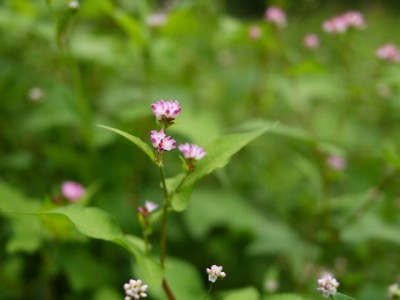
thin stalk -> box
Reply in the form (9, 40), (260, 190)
(159, 164), (169, 270)
(158, 161), (176, 300)
(203, 283), (214, 300)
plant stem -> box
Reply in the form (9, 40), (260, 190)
(162, 278), (176, 300)
(158, 162), (177, 300)
(203, 283), (214, 300)
(159, 164), (169, 270)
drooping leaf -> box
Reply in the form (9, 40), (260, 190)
(97, 124), (155, 162)
(44, 205), (125, 242)
(171, 123), (274, 211)
(43, 206), (163, 291)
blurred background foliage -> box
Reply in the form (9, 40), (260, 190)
(1, 0), (400, 299)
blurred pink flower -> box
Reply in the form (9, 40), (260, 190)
(151, 100), (181, 123)
(323, 11), (365, 34)
(376, 43), (400, 62)
(150, 129), (176, 152)
(61, 181), (85, 202)
(146, 13), (167, 27)
(248, 25), (262, 40)
(264, 6), (287, 28)
(326, 155), (346, 171)
(178, 143), (206, 161)
(303, 33), (319, 49)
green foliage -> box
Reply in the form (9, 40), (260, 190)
(170, 123), (274, 211)
(1, 0), (400, 299)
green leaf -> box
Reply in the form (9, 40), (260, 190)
(44, 206), (163, 291)
(97, 124), (155, 162)
(332, 292), (357, 300)
(44, 205), (125, 243)
(220, 287), (260, 300)
(171, 123), (274, 211)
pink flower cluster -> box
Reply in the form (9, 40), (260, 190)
(326, 155), (346, 171)
(61, 181), (85, 202)
(248, 25), (262, 40)
(376, 43), (400, 62)
(178, 143), (207, 161)
(317, 273), (340, 298)
(303, 33), (320, 49)
(323, 11), (365, 34)
(149, 100), (206, 164)
(151, 129), (176, 153)
(151, 100), (181, 124)
(264, 6), (287, 28)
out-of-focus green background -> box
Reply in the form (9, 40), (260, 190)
(1, 0), (400, 299)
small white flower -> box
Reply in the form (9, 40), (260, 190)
(28, 87), (44, 102)
(69, 0), (79, 10)
(388, 283), (400, 299)
(124, 279), (148, 299)
(145, 201), (158, 213)
(206, 265), (226, 283)
(317, 273), (339, 298)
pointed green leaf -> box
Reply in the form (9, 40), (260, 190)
(97, 124), (155, 162)
(44, 205), (125, 243)
(332, 293), (357, 300)
(171, 123), (275, 211)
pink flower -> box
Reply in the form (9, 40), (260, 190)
(61, 181), (85, 202)
(376, 44), (400, 62)
(343, 11), (366, 29)
(124, 279), (148, 299)
(150, 129), (176, 152)
(248, 25), (262, 40)
(138, 201), (158, 217)
(323, 11), (365, 34)
(326, 155), (346, 171)
(317, 273), (339, 298)
(146, 13), (167, 27)
(303, 33), (319, 49)
(151, 100), (181, 123)
(178, 143), (206, 161)
(264, 6), (287, 28)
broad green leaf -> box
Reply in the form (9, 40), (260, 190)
(171, 123), (274, 211)
(43, 206), (163, 290)
(220, 287), (260, 300)
(332, 293), (357, 300)
(97, 124), (155, 162)
(44, 205), (125, 243)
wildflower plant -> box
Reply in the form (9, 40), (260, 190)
(95, 100), (272, 299)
